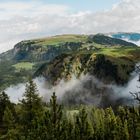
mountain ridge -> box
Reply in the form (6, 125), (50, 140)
(0, 33), (140, 90)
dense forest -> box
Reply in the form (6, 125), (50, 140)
(0, 79), (140, 140)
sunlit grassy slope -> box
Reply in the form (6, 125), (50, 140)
(13, 62), (34, 70)
(95, 47), (140, 61)
(31, 34), (88, 46)
(0, 34), (140, 90)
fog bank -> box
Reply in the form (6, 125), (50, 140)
(5, 71), (140, 107)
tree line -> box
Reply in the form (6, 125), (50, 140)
(0, 79), (140, 140)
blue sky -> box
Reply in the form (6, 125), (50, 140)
(0, 0), (121, 12)
(41, 0), (121, 12)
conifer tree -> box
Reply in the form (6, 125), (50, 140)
(19, 78), (44, 139)
(0, 91), (11, 125)
(0, 106), (19, 140)
(104, 107), (117, 140)
(3, 106), (15, 129)
(75, 108), (91, 140)
(0, 91), (15, 136)
(44, 92), (63, 140)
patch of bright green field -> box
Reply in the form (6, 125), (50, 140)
(95, 47), (140, 61)
(13, 62), (34, 70)
(34, 34), (88, 46)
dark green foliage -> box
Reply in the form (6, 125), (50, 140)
(0, 82), (140, 140)
(74, 108), (92, 140)
(87, 34), (137, 47)
(18, 78), (44, 139)
(0, 91), (10, 125)
(92, 54), (119, 82)
(0, 91), (16, 138)
(0, 60), (33, 91)
(14, 50), (28, 61)
(43, 92), (63, 140)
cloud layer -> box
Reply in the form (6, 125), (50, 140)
(0, 0), (140, 53)
(6, 72), (139, 106)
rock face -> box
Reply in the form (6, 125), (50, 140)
(0, 34), (137, 63)
(12, 41), (83, 62)
(0, 33), (139, 91)
(35, 53), (135, 85)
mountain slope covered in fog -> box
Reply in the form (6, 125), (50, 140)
(0, 34), (140, 91)
(35, 48), (140, 85)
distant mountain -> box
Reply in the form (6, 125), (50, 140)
(0, 34), (137, 62)
(88, 34), (137, 47)
(0, 34), (139, 90)
(110, 32), (140, 45)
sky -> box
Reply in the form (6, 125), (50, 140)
(0, 0), (140, 53)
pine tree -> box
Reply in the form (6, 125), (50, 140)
(104, 107), (118, 140)
(74, 108), (91, 140)
(123, 120), (129, 140)
(19, 78), (44, 139)
(0, 91), (10, 125)
(3, 106), (15, 129)
(0, 91), (15, 136)
(44, 92), (63, 140)
(0, 106), (18, 140)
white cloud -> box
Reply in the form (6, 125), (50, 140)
(0, 1), (69, 19)
(0, 0), (140, 53)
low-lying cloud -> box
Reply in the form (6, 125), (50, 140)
(5, 71), (140, 107)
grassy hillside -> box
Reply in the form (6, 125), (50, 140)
(13, 62), (34, 71)
(35, 47), (140, 85)
(33, 34), (87, 46)
(0, 34), (137, 62)
(0, 34), (139, 90)
(96, 47), (140, 61)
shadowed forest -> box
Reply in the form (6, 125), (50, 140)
(0, 79), (140, 140)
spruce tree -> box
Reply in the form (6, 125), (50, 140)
(44, 92), (63, 140)
(0, 91), (11, 125)
(0, 91), (15, 136)
(3, 106), (15, 129)
(1, 106), (18, 140)
(19, 78), (44, 139)
(75, 108), (91, 140)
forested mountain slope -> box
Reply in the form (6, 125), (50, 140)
(0, 34), (139, 90)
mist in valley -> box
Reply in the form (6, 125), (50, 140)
(5, 69), (140, 107)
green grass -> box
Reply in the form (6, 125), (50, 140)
(13, 62), (34, 70)
(33, 34), (88, 46)
(95, 47), (140, 61)
(71, 46), (140, 61)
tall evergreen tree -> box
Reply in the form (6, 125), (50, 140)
(0, 91), (15, 136)
(44, 92), (63, 140)
(3, 106), (15, 130)
(0, 91), (10, 125)
(19, 78), (44, 139)
(75, 108), (91, 140)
